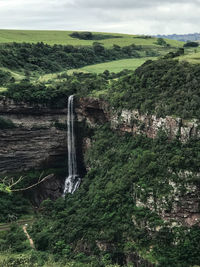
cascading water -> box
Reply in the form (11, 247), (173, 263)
(63, 95), (81, 195)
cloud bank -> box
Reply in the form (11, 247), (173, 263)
(0, 0), (199, 34)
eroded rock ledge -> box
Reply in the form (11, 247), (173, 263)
(76, 97), (200, 142)
(0, 97), (199, 215)
(76, 97), (200, 227)
(0, 98), (68, 173)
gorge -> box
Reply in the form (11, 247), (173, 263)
(0, 94), (199, 266)
(0, 29), (199, 267)
(0, 96), (199, 224)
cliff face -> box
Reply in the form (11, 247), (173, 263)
(2, 97), (198, 175)
(1, 97), (199, 219)
(0, 98), (68, 204)
(76, 97), (200, 227)
(76, 97), (200, 142)
(0, 98), (68, 173)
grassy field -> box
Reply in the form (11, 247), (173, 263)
(179, 50), (200, 64)
(0, 29), (184, 48)
(36, 57), (156, 84)
(69, 57), (156, 74)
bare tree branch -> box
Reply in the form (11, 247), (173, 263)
(11, 174), (54, 192)
(9, 176), (24, 188)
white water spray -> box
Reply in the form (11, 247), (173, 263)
(63, 95), (81, 195)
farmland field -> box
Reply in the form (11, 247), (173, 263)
(68, 57), (156, 74)
(178, 50), (200, 64)
(0, 29), (183, 47)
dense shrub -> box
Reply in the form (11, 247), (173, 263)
(0, 192), (30, 222)
(0, 69), (12, 86)
(0, 224), (28, 252)
(30, 126), (200, 266)
(0, 42), (144, 74)
(184, 42), (199, 47)
(108, 59), (200, 119)
(70, 31), (122, 40)
(3, 73), (108, 106)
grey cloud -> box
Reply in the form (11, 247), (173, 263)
(0, 0), (200, 35)
(66, 0), (200, 9)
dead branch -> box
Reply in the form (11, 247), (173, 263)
(9, 176), (24, 188)
(11, 174), (54, 192)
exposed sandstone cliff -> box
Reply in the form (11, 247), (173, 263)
(0, 97), (199, 218)
(76, 97), (200, 227)
(0, 98), (68, 203)
(76, 97), (200, 142)
(0, 98), (68, 173)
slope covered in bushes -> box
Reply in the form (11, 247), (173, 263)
(29, 126), (200, 266)
(108, 59), (200, 119)
(0, 42), (147, 73)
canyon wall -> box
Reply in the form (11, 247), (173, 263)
(76, 97), (200, 142)
(0, 98), (68, 203)
(0, 97), (199, 219)
(76, 97), (200, 227)
(0, 98), (68, 173)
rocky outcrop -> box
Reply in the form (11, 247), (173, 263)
(76, 97), (200, 227)
(76, 97), (109, 127)
(135, 176), (200, 227)
(0, 128), (67, 173)
(110, 110), (199, 142)
(27, 174), (65, 206)
(76, 98), (200, 142)
(0, 98), (68, 173)
(0, 98), (68, 203)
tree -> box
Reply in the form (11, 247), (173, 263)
(156, 38), (168, 46)
(184, 41), (199, 48)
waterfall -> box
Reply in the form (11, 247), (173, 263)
(63, 95), (81, 195)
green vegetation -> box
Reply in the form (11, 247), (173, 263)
(26, 126), (200, 266)
(107, 59), (200, 119)
(2, 58), (200, 120)
(0, 29), (200, 267)
(0, 251), (121, 266)
(70, 31), (122, 41)
(0, 69), (13, 86)
(3, 72), (109, 106)
(0, 42), (151, 74)
(69, 57), (156, 74)
(184, 42), (199, 48)
(179, 51), (200, 64)
(0, 192), (30, 222)
(155, 37), (169, 47)
(0, 29), (183, 47)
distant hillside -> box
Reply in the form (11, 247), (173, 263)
(0, 29), (183, 47)
(156, 33), (200, 42)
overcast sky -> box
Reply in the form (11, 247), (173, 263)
(0, 0), (200, 35)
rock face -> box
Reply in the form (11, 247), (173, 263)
(76, 97), (109, 127)
(27, 174), (65, 207)
(1, 97), (199, 217)
(0, 98), (68, 173)
(76, 97), (200, 227)
(0, 98), (68, 203)
(135, 176), (200, 227)
(76, 97), (200, 142)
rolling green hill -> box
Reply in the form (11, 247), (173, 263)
(0, 29), (183, 47)
(67, 57), (156, 74)
(179, 50), (200, 64)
